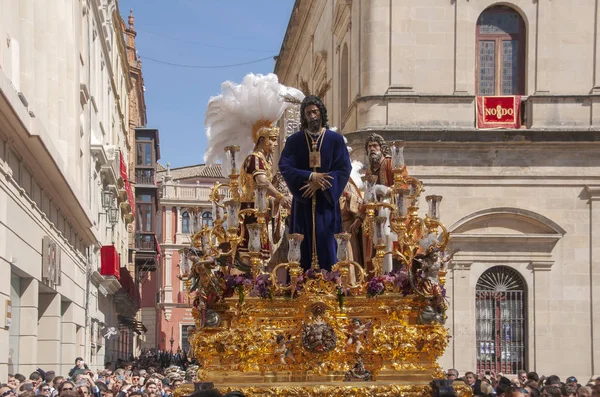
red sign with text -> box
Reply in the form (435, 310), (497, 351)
(476, 96), (521, 129)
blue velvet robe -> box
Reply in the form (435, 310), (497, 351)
(278, 129), (352, 271)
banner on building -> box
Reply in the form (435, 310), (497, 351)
(101, 326), (119, 340)
(42, 236), (61, 286)
(476, 96), (522, 129)
(119, 152), (136, 216)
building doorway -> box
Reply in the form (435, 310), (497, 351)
(476, 266), (527, 374)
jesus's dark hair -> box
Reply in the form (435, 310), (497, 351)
(300, 95), (329, 131)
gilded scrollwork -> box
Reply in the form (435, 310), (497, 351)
(190, 294), (449, 384)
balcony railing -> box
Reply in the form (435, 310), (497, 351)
(118, 267), (141, 308)
(135, 169), (156, 186)
(135, 232), (157, 252)
(161, 183), (231, 201)
(100, 150), (121, 187)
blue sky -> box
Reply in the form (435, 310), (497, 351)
(119, 0), (295, 168)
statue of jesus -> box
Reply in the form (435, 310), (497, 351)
(278, 95), (351, 271)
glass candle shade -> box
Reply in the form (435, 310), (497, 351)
(363, 175), (378, 204)
(200, 232), (210, 253)
(180, 254), (191, 277)
(373, 216), (388, 246)
(407, 194), (418, 208)
(191, 213), (200, 234)
(394, 188), (410, 217)
(224, 199), (239, 230)
(246, 223), (262, 253)
(426, 195), (443, 220)
(391, 141), (405, 170)
(211, 201), (224, 221)
(224, 145), (240, 176)
(255, 183), (269, 212)
(408, 182), (417, 197)
(335, 233), (351, 262)
(287, 233), (304, 263)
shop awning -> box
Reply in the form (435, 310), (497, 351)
(118, 315), (147, 334)
(100, 245), (120, 280)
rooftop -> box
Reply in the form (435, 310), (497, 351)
(157, 163), (225, 180)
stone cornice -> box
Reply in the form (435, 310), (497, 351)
(345, 128), (600, 144)
(447, 259), (472, 270)
(529, 261), (555, 271)
(584, 185), (600, 199)
(447, 259), (555, 271)
(112, 6), (133, 93)
(90, 0), (130, 149)
(274, 0), (303, 75)
(275, 0), (327, 83)
(333, 0), (352, 42)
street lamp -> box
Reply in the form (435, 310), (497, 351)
(108, 206), (120, 226)
(170, 326), (174, 352)
(102, 188), (114, 210)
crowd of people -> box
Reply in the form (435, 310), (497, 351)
(3, 357), (600, 397)
(447, 369), (600, 397)
(0, 355), (243, 397)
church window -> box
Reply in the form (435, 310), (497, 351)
(476, 6), (526, 95)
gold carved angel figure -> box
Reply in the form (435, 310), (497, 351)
(274, 334), (296, 365)
(345, 318), (372, 354)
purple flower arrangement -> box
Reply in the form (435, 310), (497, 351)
(250, 273), (273, 299)
(218, 272), (252, 299)
(213, 267), (416, 301)
(366, 267), (411, 297)
(304, 269), (341, 284)
(388, 268), (412, 296)
(366, 276), (387, 297)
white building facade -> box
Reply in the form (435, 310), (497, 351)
(275, 0), (600, 381)
(0, 0), (135, 377)
(151, 165), (226, 353)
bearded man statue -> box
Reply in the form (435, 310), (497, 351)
(279, 95), (351, 271)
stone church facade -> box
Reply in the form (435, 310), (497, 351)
(275, 0), (600, 380)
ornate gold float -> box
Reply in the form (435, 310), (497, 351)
(177, 141), (461, 396)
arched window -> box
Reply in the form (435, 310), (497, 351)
(476, 266), (527, 374)
(476, 6), (526, 95)
(202, 211), (213, 227)
(340, 43), (350, 116)
(181, 211), (190, 234)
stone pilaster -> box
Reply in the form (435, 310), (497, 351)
(530, 261), (554, 373)
(164, 251), (173, 304)
(586, 186), (600, 376)
(37, 293), (61, 369)
(165, 207), (172, 244)
(447, 260), (475, 374)
(18, 278), (38, 375)
(61, 301), (77, 376)
(177, 207), (183, 235)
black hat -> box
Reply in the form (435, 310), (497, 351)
(496, 377), (514, 395)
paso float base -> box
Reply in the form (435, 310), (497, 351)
(175, 381), (472, 397)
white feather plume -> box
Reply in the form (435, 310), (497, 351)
(204, 73), (304, 166)
(350, 160), (364, 189)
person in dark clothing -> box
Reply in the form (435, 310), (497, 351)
(465, 371), (483, 396)
(68, 358), (89, 378)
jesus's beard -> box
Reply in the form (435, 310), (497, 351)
(369, 151), (382, 168)
(308, 118), (321, 133)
